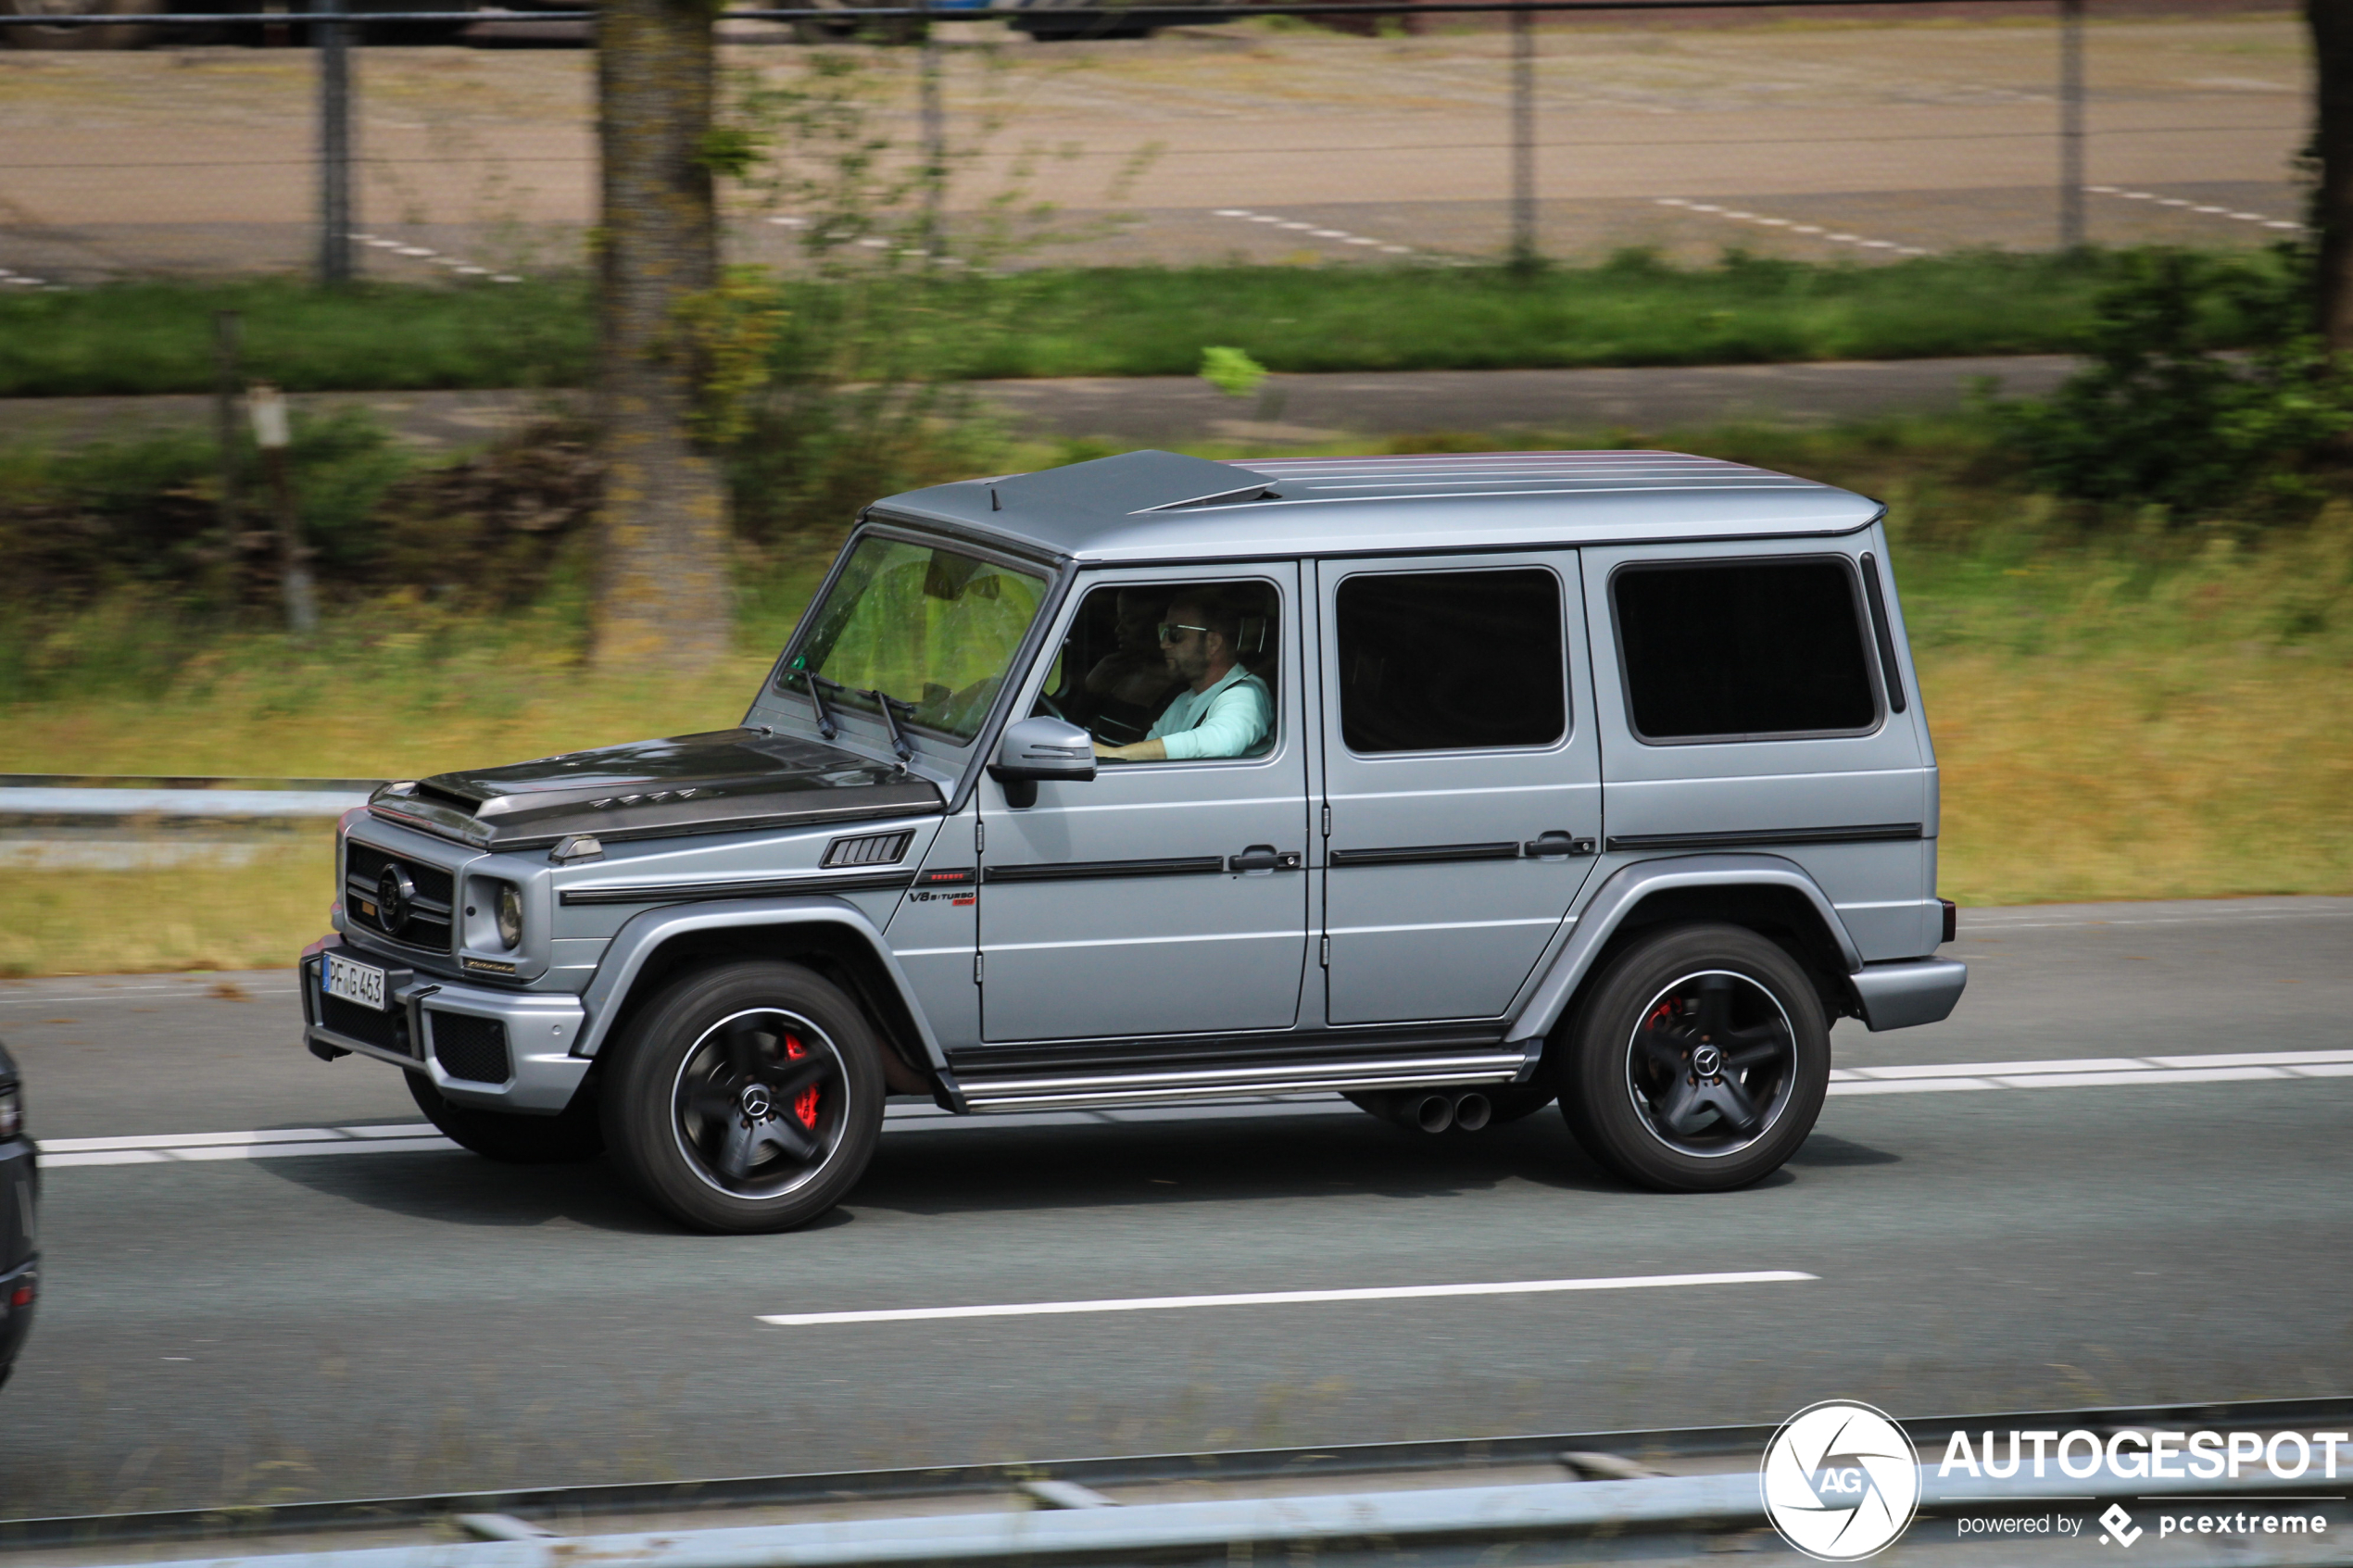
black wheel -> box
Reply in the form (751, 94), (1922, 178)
(1559, 923), (1828, 1192)
(599, 961), (885, 1234)
(406, 1068), (605, 1164)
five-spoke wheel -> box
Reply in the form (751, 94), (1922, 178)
(603, 960), (885, 1233)
(1561, 923), (1829, 1191)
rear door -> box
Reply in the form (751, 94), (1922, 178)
(1315, 552), (1603, 1025)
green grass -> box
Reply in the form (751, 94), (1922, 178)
(0, 249), (2268, 398)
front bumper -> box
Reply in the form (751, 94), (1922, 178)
(299, 935), (591, 1114)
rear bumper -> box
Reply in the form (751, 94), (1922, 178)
(1849, 958), (1969, 1032)
(299, 935), (590, 1114)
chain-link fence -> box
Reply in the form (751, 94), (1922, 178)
(0, 1), (2313, 289)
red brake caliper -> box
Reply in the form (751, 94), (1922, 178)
(784, 1035), (819, 1128)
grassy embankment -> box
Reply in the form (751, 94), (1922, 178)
(4, 420), (2348, 977)
(0, 252), (2130, 396)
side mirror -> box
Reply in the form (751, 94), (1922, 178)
(988, 717), (1096, 809)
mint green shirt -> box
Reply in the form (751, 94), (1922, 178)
(1148, 664), (1273, 760)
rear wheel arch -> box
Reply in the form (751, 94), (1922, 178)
(1540, 883), (1856, 1074)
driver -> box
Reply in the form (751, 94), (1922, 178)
(1094, 591), (1271, 762)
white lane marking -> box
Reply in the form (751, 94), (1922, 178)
(2089, 187), (2302, 232)
(1655, 196), (1929, 257)
(46, 1137), (456, 1169)
(1213, 207), (1412, 256)
(758, 1270), (1815, 1327)
(38, 1050), (2353, 1170)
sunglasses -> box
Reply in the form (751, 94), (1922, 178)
(1157, 621), (1210, 644)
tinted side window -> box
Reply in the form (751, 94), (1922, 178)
(1336, 569), (1566, 753)
(1613, 558), (1877, 742)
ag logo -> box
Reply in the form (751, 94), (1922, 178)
(1760, 1400), (1921, 1561)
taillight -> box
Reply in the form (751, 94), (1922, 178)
(7, 1283), (31, 1309)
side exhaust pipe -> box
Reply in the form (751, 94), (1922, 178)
(1349, 1090), (1491, 1134)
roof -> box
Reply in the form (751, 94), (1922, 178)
(871, 449), (1881, 566)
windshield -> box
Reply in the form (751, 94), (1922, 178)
(780, 534), (1049, 746)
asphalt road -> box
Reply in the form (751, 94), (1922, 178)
(0, 897), (2347, 1522)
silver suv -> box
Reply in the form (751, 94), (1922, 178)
(300, 449), (1965, 1233)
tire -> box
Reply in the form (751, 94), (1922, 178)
(598, 960), (885, 1235)
(406, 1068), (605, 1165)
(1, 0), (162, 50)
(1559, 923), (1829, 1193)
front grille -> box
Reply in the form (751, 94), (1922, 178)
(321, 992), (412, 1057)
(430, 1012), (511, 1084)
(823, 829), (915, 868)
(346, 842), (456, 952)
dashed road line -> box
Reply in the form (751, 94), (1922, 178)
(2085, 186), (2302, 232)
(1655, 197), (1930, 257)
(349, 231), (522, 282)
(36, 1050), (2353, 1171)
(1213, 207), (1414, 257)
(757, 1270), (1817, 1327)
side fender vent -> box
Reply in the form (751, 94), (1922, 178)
(823, 829), (915, 868)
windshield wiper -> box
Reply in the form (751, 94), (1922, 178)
(862, 686), (917, 764)
(797, 671), (844, 741)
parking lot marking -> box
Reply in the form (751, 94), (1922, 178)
(757, 1271), (1816, 1327)
(1654, 197), (1930, 257)
(2086, 185), (2301, 232)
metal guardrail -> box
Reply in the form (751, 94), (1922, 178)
(51, 1459), (2353, 1568)
(8, 1397), (2350, 1553)
(0, 776), (378, 820)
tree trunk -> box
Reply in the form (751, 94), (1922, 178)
(2312, 0), (2353, 351)
(592, 0), (731, 673)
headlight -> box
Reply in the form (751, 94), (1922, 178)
(496, 884), (524, 950)
(0, 1086), (21, 1141)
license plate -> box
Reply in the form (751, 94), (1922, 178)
(322, 953), (388, 1012)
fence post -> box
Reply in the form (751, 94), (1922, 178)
(1510, 4), (1536, 269)
(317, 0), (354, 286)
(2058, 0), (2084, 249)
(920, 0), (942, 257)
(213, 310), (244, 535)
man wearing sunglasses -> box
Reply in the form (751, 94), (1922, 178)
(1093, 590), (1272, 763)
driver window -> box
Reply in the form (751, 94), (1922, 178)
(1035, 580), (1280, 762)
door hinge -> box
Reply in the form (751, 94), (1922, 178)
(974, 952), (985, 985)
(1321, 804), (1332, 838)
(1319, 935), (1330, 967)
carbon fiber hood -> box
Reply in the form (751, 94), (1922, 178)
(367, 728), (944, 850)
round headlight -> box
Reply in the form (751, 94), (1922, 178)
(496, 884), (524, 950)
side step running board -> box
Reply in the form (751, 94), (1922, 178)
(956, 1052), (1529, 1112)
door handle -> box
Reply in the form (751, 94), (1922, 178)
(1228, 845), (1302, 873)
(1524, 832), (1596, 859)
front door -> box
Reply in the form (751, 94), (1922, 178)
(976, 565), (1311, 1044)
(1317, 552), (1603, 1025)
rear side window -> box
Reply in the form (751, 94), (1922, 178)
(1613, 558), (1878, 742)
(1336, 569), (1566, 753)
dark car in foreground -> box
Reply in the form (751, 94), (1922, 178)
(0, 1039), (34, 1389)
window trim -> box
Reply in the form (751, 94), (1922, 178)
(1607, 552), (1888, 747)
(1330, 561), (1573, 760)
(1030, 569), (1292, 771)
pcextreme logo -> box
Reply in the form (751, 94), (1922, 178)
(1760, 1400), (1923, 1562)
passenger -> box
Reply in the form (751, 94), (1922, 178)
(1094, 592), (1272, 762)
